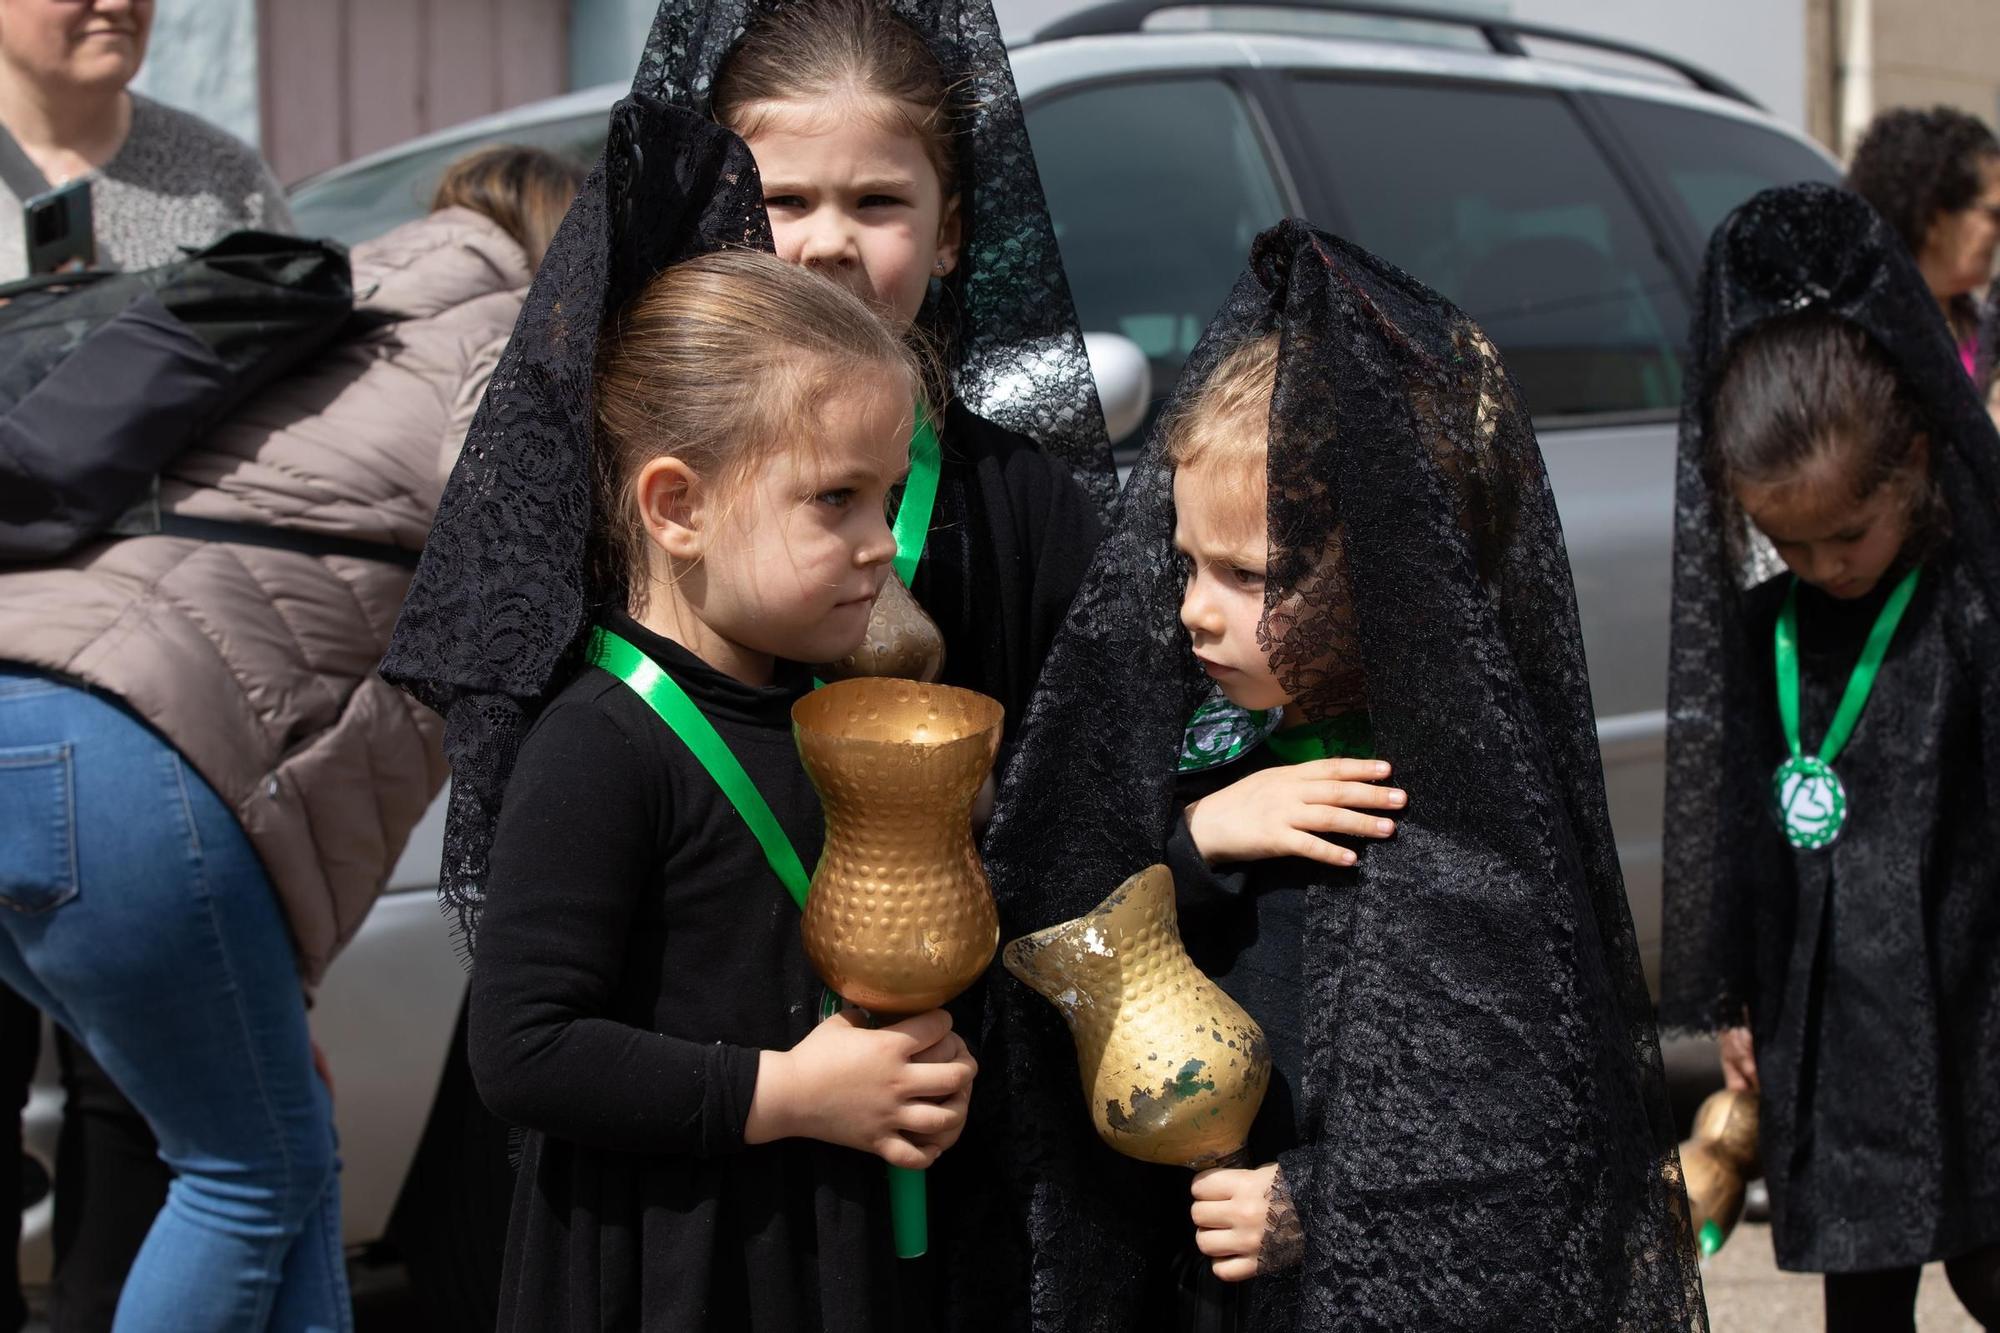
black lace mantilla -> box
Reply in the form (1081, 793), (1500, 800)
(977, 219), (1705, 1330)
(633, 0), (1114, 510)
(385, 0), (1113, 952)
(1659, 183), (2000, 1036)
(380, 100), (770, 950)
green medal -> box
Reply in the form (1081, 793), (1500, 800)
(1177, 691), (1281, 773)
(1771, 567), (1919, 850)
(1178, 693), (1376, 772)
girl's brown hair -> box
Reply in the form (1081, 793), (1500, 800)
(592, 250), (924, 608)
(431, 145), (585, 272)
(1711, 314), (1942, 543)
(712, 0), (963, 198)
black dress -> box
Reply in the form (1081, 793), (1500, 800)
(468, 611), (909, 1332)
(916, 400), (1105, 736)
(1713, 563), (2000, 1272)
(1166, 748), (1324, 1169)
(1659, 184), (2000, 1282)
(1143, 745), (1340, 1329)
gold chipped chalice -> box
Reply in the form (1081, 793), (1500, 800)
(814, 576), (946, 684)
(1004, 864), (1270, 1169)
(1679, 1088), (1760, 1258)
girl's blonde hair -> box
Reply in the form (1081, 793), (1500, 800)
(1165, 333), (1280, 533)
(712, 0), (964, 199)
(592, 250), (924, 606)
(430, 145), (584, 272)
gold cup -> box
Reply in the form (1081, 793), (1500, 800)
(1680, 1088), (1760, 1257)
(1003, 864), (1270, 1169)
(815, 577), (947, 684)
(792, 677), (1003, 1015)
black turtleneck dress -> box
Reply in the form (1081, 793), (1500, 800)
(1721, 557), (2000, 1272)
(468, 610), (911, 1332)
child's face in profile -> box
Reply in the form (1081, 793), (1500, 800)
(638, 370), (909, 668)
(741, 94), (962, 327)
(1733, 435), (1928, 600)
(1174, 464), (1291, 713)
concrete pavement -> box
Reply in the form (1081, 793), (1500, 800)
(1704, 1222), (1978, 1331)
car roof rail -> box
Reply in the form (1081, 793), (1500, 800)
(1031, 0), (1758, 108)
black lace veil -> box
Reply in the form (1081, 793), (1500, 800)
(1659, 182), (2000, 1034)
(385, 0), (1112, 950)
(380, 96), (770, 948)
(978, 220), (1703, 1329)
(632, 0), (1114, 509)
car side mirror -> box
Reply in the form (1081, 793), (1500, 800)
(1084, 332), (1152, 447)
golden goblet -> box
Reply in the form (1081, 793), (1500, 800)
(1003, 864), (1270, 1170)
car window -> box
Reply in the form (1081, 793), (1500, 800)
(1596, 95), (1841, 242)
(1025, 77), (1289, 443)
(1288, 77), (1689, 420)
(289, 114), (609, 247)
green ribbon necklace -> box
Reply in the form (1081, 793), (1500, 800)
(1771, 566), (1919, 850)
(588, 627), (812, 906)
(1265, 711), (1375, 764)
(891, 406), (941, 588)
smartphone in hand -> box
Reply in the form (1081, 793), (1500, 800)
(23, 177), (93, 274)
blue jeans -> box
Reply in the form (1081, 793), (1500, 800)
(0, 669), (350, 1332)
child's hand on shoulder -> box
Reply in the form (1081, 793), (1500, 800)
(1184, 758), (1403, 867)
(1191, 1162), (1297, 1281)
(745, 1008), (976, 1169)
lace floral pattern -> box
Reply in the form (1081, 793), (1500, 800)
(1660, 184), (2000, 1037)
(633, 0), (1115, 511)
(1260, 1165), (1305, 1277)
(385, 0), (1113, 954)
(381, 103), (770, 947)
(979, 220), (1705, 1330)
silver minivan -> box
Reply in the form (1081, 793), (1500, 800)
(20, 1), (1841, 1310)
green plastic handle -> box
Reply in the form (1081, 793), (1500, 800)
(888, 1164), (928, 1259)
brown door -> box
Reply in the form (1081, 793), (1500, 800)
(259, 0), (569, 183)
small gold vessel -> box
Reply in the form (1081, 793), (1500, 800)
(1003, 865), (1270, 1169)
(816, 577), (946, 684)
(792, 677), (1003, 1015)
(1680, 1088), (1760, 1257)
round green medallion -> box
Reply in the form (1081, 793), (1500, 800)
(1771, 754), (1847, 850)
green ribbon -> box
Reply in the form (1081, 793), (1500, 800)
(1265, 712), (1375, 764)
(588, 627), (811, 910)
(1775, 567), (1919, 772)
(892, 405), (941, 587)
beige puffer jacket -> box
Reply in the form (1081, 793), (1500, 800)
(0, 206), (528, 984)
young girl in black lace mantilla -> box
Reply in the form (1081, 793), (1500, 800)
(467, 252), (977, 1333)
(979, 220), (1703, 1332)
(1661, 184), (2000, 1333)
(648, 0), (1117, 737)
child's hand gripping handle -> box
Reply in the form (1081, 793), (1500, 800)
(864, 1006), (974, 1259)
(747, 1007), (975, 1259)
